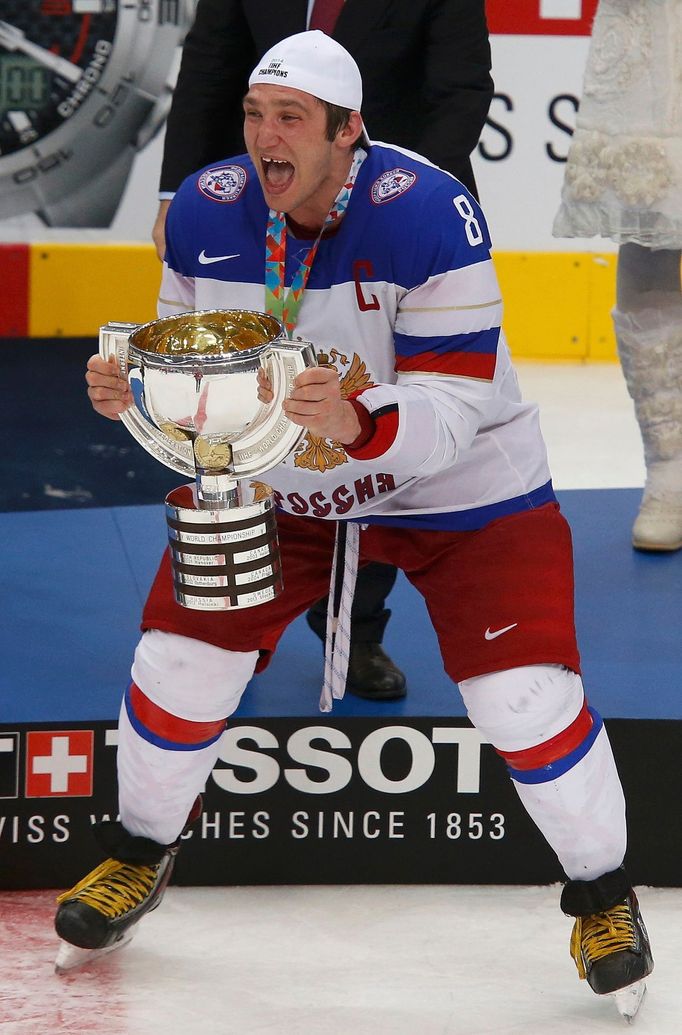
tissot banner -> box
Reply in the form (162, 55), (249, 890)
(2, 717), (680, 890)
(0, 1), (603, 250)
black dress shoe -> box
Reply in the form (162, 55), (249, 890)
(345, 643), (407, 700)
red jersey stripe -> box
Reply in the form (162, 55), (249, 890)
(396, 350), (496, 380)
(347, 404), (399, 461)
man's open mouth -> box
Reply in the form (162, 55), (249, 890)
(262, 156), (295, 190)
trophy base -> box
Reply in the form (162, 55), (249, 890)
(165, 484), (283, 611)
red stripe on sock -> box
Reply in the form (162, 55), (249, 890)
(129, 682), (226, 744)
(496, 699), (593, 771)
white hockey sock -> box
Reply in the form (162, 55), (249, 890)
(459, 665), (626, 881)
(510, 725), (626, 881)
(117, 630), (258, 846)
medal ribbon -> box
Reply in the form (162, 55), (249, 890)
(264, 149), (366, 337)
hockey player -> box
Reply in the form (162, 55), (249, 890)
(56, 31), (653, 1018)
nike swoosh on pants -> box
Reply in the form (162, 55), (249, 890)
(484, 623), (518, 640)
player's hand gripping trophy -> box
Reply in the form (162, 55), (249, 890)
(100, 310), (315, 609)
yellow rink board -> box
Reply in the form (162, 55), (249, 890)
(493, 251), (617, 361)
(29, 243), (161, 337)
(28, 244), (619, 361)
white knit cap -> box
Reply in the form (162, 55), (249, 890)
(249, 30), (365, 115)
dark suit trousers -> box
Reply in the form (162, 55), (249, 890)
(306, 561), (398, 643)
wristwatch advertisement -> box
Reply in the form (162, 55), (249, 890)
(0, 1), (192, 229)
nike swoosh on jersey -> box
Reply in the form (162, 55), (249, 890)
(484, 623), (518, 640)
(197, 251), (240, 264)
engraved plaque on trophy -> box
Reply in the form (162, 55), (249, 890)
(99, 309), (315, 611)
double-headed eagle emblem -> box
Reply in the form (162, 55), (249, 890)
(293, 349), (373, 473)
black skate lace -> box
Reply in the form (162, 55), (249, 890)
(570, 903), (637, 980)
(56, 858), (160, 919)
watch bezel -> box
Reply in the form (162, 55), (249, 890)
(0, 1), (191, 221)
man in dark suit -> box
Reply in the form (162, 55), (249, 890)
(152, 0), (493, 701)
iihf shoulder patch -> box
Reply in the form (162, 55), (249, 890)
(197, 165), (247, 202)
(370, 168), (417, 205)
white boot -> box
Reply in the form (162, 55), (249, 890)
(631, 460), (682, 550)
(613, 299), (682, 551)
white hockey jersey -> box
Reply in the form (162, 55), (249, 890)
(160, 145), (553, 531)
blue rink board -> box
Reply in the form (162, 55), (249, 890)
(2, 487), (681, 724)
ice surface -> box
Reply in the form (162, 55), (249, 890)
(2, 884), (679, 1034)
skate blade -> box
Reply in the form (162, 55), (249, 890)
(54, 928), (135, 974)
(612, 979), (647, 1023)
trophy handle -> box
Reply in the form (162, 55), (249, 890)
(229, 339), (317, 477)
(99, 322), (196, 477)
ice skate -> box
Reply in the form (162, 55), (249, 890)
(612, 978), (647, 1024)
(54, 827), (179, 974)
(54, 926), (136, 974)
(54, 802), (202, 972)
(561, 869), (653, 1023)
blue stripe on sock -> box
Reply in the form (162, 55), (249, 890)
(508, 708), (604, 785)
(124, 685), (224, 752)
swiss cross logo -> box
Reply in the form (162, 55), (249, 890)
(25, 731), (94, 798)
(487, 0), (599, 35)
(0, 733), (20, 799)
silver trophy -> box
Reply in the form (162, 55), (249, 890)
(99, 309), (315, 611)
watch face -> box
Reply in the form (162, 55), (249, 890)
(0, 1), (119, 156)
